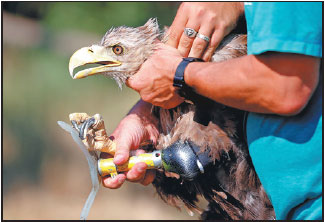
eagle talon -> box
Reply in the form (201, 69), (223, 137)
(71, 120), (81, 131)
(68, 112), (116, 154)
(79, 117), (96, 140)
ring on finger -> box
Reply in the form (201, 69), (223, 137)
(196, 33), (210, 43)
(184, 28), (197, 38)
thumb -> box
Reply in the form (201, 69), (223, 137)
(111, 117), (147, 165)
(125, 73), (144, 93)
(125, 75), (138, 91)
(113, 137), (131, 165)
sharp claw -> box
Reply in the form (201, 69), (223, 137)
(79, 122), (87, 140)
(71, 120), (80, 131)
(79, 117), (96, 140)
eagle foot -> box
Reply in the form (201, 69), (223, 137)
(69, 112), (116, 154)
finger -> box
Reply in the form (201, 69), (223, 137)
(126, 75), (140, 92)
(113, 145), (130, 165)
(125, 162), (147, 182)
(161, 96), (184, 110)
(134, 149), (146, 156)
(177, 23), (200, 57)
(141, 169), (156, 186)
(151, 94), (183, 109)
(202, 31), (225, 62)
(188, 25), (214, 58)
(102, 174), (126, 189)
(129, 148), (145, 157)
(112, 128), (135, 165)
(113, 135), (132, 165)
(166, 5), (188, 48)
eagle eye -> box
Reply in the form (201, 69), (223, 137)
(112, 45), (123, 55)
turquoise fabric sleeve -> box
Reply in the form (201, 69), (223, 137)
(244, 2), (323, 220)
(245, 2), (322, 57)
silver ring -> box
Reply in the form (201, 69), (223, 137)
(184, 28), (197, 38)
(196, 33), (210, 42)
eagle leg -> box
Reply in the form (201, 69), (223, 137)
(69, 113), (116, 154)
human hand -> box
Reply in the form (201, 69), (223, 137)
(127, 43), (184, 109)
(167, 2), (244, 61)
(102, 100), (159, 189)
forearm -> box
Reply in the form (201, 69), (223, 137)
(185, 53), (320, 115)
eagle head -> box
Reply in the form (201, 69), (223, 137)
(69, 18), (161, 88)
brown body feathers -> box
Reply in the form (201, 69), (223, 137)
(80, 18), (276, 219)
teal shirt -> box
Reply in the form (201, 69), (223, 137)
(244, 2), (322, 220)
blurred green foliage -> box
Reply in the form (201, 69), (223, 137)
(3, 44), (138, 190)
(44, 2), (179, 33)
(3, 2), (198, 219)
(4, 2), (179, 33)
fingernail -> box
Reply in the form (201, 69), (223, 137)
(114, 155), (124, 163)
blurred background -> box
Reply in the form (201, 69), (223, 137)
(3, 2), (196, 220)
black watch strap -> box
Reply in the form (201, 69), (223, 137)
(173, 57), (203, 96)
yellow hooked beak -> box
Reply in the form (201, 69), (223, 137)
(69, 45), (121, 79)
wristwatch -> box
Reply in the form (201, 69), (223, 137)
(173, 57), (203, 97)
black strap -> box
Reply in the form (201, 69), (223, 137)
(173, 57), (203, 97)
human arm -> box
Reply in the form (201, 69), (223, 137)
(184, 52), (320, 115)
(128, 44), (320, 115)
(101, 99), (159, 189)
(167, 2), (244, 61)
(127, 2), (245, 108)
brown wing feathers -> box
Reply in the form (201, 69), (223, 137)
(150, 34), (275, 219)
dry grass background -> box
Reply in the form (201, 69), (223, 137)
(3, 153), (195, 220)
(3, 4), (197, 219)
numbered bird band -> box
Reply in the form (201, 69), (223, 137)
(98, 150), (162, 178)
